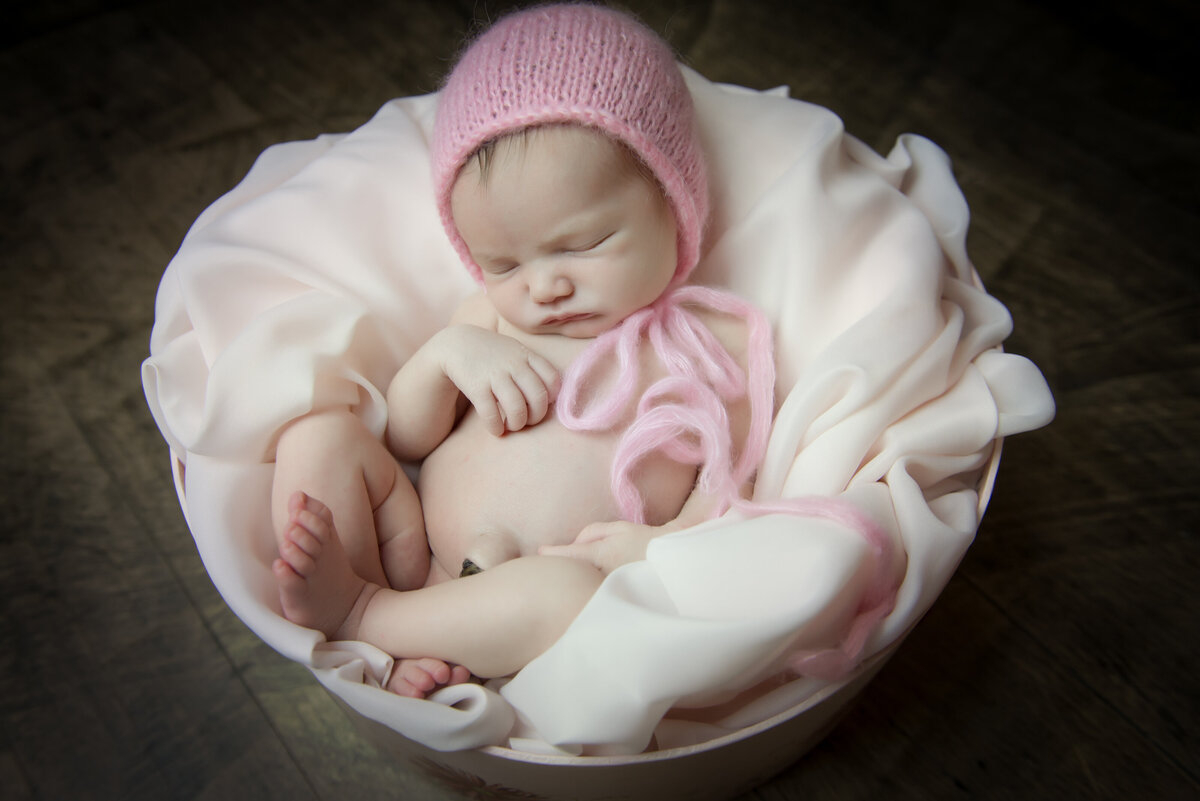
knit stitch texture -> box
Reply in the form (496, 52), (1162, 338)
(431, 3), (708, 286)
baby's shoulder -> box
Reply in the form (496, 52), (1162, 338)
(687, 302), (753, 371)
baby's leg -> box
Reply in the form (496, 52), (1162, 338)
(275, 494), (605, 680)
(273, 408), (429, 590)
(274, 494), (469, 697)
(370, 460), (430, 591)
(353, 549), (605, 680)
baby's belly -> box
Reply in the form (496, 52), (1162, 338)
(417, 409), (695, 577)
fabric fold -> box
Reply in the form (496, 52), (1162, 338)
(142, 68), (1054, 755)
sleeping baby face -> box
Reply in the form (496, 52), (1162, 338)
(450, 125), (678, 338)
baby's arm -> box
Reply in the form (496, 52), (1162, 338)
(386, 293), (560, 459)
(540, 485), (738, 573)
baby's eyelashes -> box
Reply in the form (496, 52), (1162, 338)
(561, 231), (614, 255)
(482, 259), (519, 275)
(480, 232), (615, 272)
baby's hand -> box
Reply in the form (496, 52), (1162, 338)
(438, 325), (560, 436)
(540, 520), (656, 574)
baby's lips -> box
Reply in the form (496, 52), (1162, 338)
(540, 312), (596, 328)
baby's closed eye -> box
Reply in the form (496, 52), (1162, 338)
(483, 259), (519, 275)
(561, 231), (614, 255)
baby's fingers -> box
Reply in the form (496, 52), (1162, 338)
(491, 375), (529, 432)
(539, 541), (597, 563)
(514, 352), (558, 426)
(512, 365), (553, 426)
(574, 521), (618, 544)
(539, 540), (620, 574)
(461, 384), (507, 437)
(526, 352), (560, 400)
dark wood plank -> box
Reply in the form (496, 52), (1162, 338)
(0, 354), (321, 800)
(753, 574), (1192, 798)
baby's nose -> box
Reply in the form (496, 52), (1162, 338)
(529, 266), (573, 304)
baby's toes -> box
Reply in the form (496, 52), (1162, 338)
(272, 556), (302, 586)
(301, 493), (335, 526)
(278, 536), (317, 575)
(385, 659), (473, 699)
(284, 521), (323, 559)
(294, 509), (333, 545)
(387, 661), (437, 698)
(288, 492), (336, 539)
(385, 676), (425, 699)
(414, 657), (455, 684)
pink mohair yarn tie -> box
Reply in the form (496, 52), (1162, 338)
(733, 496), (901, 680)
(556, 285), (774, 524)
(558, 286), (901, 681)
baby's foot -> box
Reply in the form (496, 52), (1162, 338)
(386, 658), (474, 699)
(273, 492), (373, 641)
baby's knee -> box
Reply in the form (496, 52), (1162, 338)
(276, 409), (396, 492)
(278, 407), (371, 458)
(272, 408), (391, 536)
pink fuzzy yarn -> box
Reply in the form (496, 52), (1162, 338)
(559, 289), (901, 681)
(557, 285), (775, 524)
(431, 3), (707, 288)
(732, 497), (900, 680)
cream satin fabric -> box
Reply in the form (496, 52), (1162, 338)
(142, 69), (1054, 755)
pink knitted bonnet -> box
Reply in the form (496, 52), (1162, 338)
(431, 3), (708, 288)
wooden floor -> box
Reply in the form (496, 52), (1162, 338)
(2, 0), (1196, 798)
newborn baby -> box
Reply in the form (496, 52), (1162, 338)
(271, 4), (770, 697)
(398, 123), (747, 583)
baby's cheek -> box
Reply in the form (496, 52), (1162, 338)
(635, 263), (673, 302)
